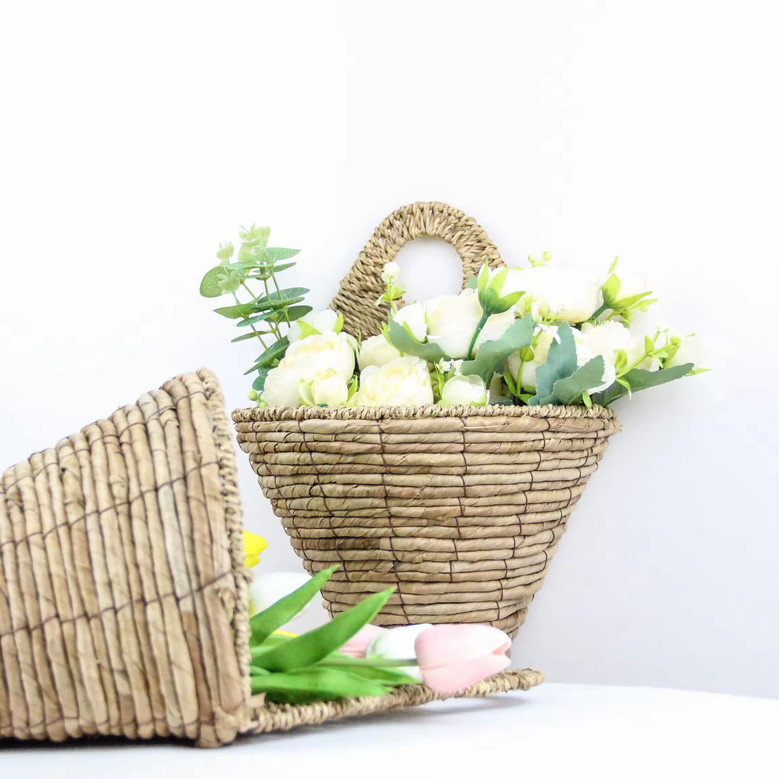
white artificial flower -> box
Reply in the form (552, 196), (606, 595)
(356, 356), (434, 406)
(365, 623), (433, 681)
(357, 334), (402, 371)
(665, 334), (705, 371)
(425, 289), (512, 359)
(261, 366), (302, 407)
(393, 302), (427, 341)
(507, 326), (558, 392)
(381, 261), (401, 284)
(440, 374), (488, 406)
(311, 373), (349, 406)
(280, 331), (356, 383)
(249, 572), (313, 619)
(591, 360), (618, 393)
(505, 266), (602, 323)
(287, 309), (340, 343)
(574, 321), (634, 368)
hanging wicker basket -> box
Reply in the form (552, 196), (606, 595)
(233, 202), (620, 639)
(0, 369), (541, 748)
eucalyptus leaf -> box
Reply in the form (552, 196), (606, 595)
(213, 302), (257, 319)
(200, 266), (228, 298)
(253, 287), (310, 312)
(249, 565), (338, 647)
(231, 331), (267, 343)
(592, 363), (694, 407)
(386, 319), (448, 363)
(529, 323), (578, 406)
(258, 247), (301, 265)
(460, 315), (534, 383)
(252, 367), (272, 393)
(245, 337), (289, 373)
(236, 310), (277, 327)
(252, 587), (394, 673)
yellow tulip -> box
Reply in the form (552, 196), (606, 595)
(243, 530), (267, 568)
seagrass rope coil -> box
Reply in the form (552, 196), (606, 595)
(0, 368), (542, 748)
(234, 202), (620, 640)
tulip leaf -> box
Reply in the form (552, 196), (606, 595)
(592, 363), (694, 407)
(386, 319), (448, 363)
(252, 587), (395, 673)
(528, 323), (578, 406)
(249, 565), (338, 647)
(249, 667), (390, 704)
(460, 315), (534, 383)
(535, 356), (608, 406)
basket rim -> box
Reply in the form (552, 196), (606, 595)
(232, 402), (616, 423)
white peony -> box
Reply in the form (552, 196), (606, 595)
(507, 326), (558, 392)
(261, 366), (302, 407)
(280, 331), (355, 383)
(574, 321), (634, 368)
(357, 334), (402, 371)
(440, 374), (488, 406)
(392, 302), (427, 341)
(365, 623), (432, 681)
(665, 334), (704, 371)
(505, 266), (602, 323)
(425, 289), (513, 359)
(356, 356), (434, 406)
(287, 309), (340, 343)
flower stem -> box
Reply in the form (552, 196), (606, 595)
(467, 313), (490, 360)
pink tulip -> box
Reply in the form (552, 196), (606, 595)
(338, 624), (388, 658)
(414, 624), (511, 694)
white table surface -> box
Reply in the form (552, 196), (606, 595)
(2, 683), (777, 778)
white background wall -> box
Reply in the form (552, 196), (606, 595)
(1, 1), (777, 698)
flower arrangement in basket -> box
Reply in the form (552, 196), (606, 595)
(204, 202), (703, 637)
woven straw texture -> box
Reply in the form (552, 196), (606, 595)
(234, 201), (619, 639)
(0, 368), (542, 748)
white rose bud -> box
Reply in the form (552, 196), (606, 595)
(311, 373), (349, 406)
(381, 261), (401, 284)
(392, 302), (427, 341)
(356, 356), (434, 406)
(365, 623), (433, 681)
(287, 309), (340, 343)
(440, 374), (488, 406)
(358, 334), (402, 371)
(261, 366), (302, 407)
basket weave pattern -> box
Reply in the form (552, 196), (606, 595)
(234, 202), (619, 639)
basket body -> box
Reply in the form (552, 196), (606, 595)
(0, 370), (251, 747)
(234, 404), (618, 638)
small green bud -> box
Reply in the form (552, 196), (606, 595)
(520, 346), (535, 362)
(248, 389), (258, 401)
(216, 242), (234, 263)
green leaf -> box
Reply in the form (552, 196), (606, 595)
(231, 331), (268, 343)
(249, 667), (389, 704)
(528, 323), (578, 406)
(245, 337), (290, 373)
(253, 287), (310, 312)
(236, 310), (278, 327)
(252, 587), (395, 673)
(252, 367), (272, 393)
(296, 320), (320, 338)
(538, 356), (607, 405)
(214, 302), (257, 319)
(249, 566), (338, 647)
(460, 315), (535, 383)
(200, 266), (229, 298)
(386, 319), (448, 363)
(258, 247), (301, 265)
(592, 363), (694, 407)
(315, 660), (418, 686)
(248, 262), (297, 279)
(465, 274), (478, 290)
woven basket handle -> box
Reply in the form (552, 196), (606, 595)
(330, 201), (504, 338)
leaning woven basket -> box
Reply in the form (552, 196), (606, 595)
(234, 202), (620, 639)
(0, 369), (541, 748)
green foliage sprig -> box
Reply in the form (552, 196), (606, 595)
(199, 225), (308, 395)
(248, 567), (419, 704)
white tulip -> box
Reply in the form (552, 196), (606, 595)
(311, 373), (349, 406)
(505, 266), (602, 323)
(358, 334), (402, 371)
(356, 356), (434, 406)
(249, 572), (313, 619)
(507, 326), (558, 392)
(261, 366), (302, 407)
(440, 374), (488, 406)
(381, 261), (401, 284)
(280, 331), (356, 384)
(393, 302), (427, 341)
(365, 623), (433, 681)
(287, 309), (340, 343)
